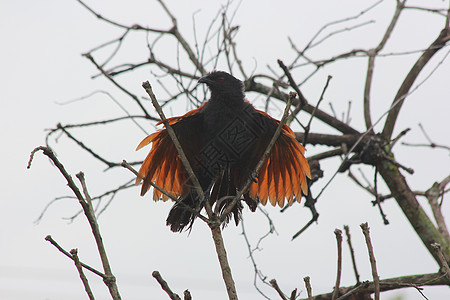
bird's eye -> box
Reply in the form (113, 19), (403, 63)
(219, 77), (224, 82)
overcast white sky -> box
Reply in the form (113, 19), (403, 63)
(1, 0), (449, 299)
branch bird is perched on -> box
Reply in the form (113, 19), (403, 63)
(136, 71), (311, 232)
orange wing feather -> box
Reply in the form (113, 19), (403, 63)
(136, 105), (204, 200)
(249, 109), (311, 207)
(137, 103), (310, 208)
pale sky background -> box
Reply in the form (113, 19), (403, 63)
(1, 0), (449, 299)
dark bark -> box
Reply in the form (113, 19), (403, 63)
(378, 151), (450, 265)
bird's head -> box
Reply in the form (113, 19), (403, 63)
(198, 71), (245, 102)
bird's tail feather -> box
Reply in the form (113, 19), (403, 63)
(211, 168), (244, 227)
(166, 194), (199, 232)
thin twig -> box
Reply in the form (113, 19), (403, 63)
(382, 15), (450, 140)
(121, 160), (176, 201)
(76, 172), (121, 300)
(240, 208), (278, 299)
(183, 290), (192, 300)
(425, 175), (450, 241)
(122, 160), (210, 226)
(307, 148), (344, 161)
(70, 249), (95, 300)
(303, 75), (332, 145)
(152, 271), (181, 300)
(363, 52), (376, 132)
(28, 146), (83, 197)
(343, 225), (360, 284)
(431, 243), (450, 280)
(360, 223), (380, 300)
(48, 115), (150, 132)
(291, 215), (318, 240)
(56, 123), (118, 169)
(246, 80), (360, 135)
(373, 168), (389, 225)
(76, 0), (170, 33)
(44, 235), (105, 278)
(83, 53), (151, 119)
(277, 59), (308, 107)
(402, 123), (450, 153)
(363, 0), (406, 132)
(269, 279), (288, 300)
(404, 5), (447, 17)
(296, 0), (382, 57)
(55, 89), (154, 134)
(303, 276), (313, 300)
(240, 216), (272, 300)
(156, 0), (207, 74)
(289, 288), (297, 300)
(332, 229), (343, 300)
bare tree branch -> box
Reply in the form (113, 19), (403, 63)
(76, 172), (121, 299)
(269, 279), (288, 300)
(83, 53), (152, 119)
(364, 0), (406, 132)
(332, 229), (343, 300)
(431, 243), (450, 280)
(344, 225), (360, 285)
(360, 223), (380, 300)
(152, 271), (182, 300)
(246, 80), (360, 135)
(76, 0), (170, 33)
(426, 175), (450, 241)
(44, 235), (105, 278)
(378, 156), (450, 264)
(70, 248), (95, 300)
(304, 276), (313, 300)
(28, 147), (121, 300)
(382, 18), (450, 140)
(302, 272), (449, 300)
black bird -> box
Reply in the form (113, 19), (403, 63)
(136, 71), (311, 232)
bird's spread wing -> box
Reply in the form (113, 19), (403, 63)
(136, 106), (203, 201)
(248, 109), (311, 207)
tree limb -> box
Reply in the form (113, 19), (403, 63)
(378, 156), (450, 265)
(382, 22), (450, 140)
(301, 272), (450, 300)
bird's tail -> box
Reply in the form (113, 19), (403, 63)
(167, 170), (251, 231)
(166, 193), (201, 232)
(210, 168), (245, 227)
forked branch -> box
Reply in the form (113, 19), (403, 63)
(28, 146), (122, 300)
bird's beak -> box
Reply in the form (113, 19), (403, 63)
(198, 75), (211, 85)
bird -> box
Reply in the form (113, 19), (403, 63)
(136, 71), (311, 232)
